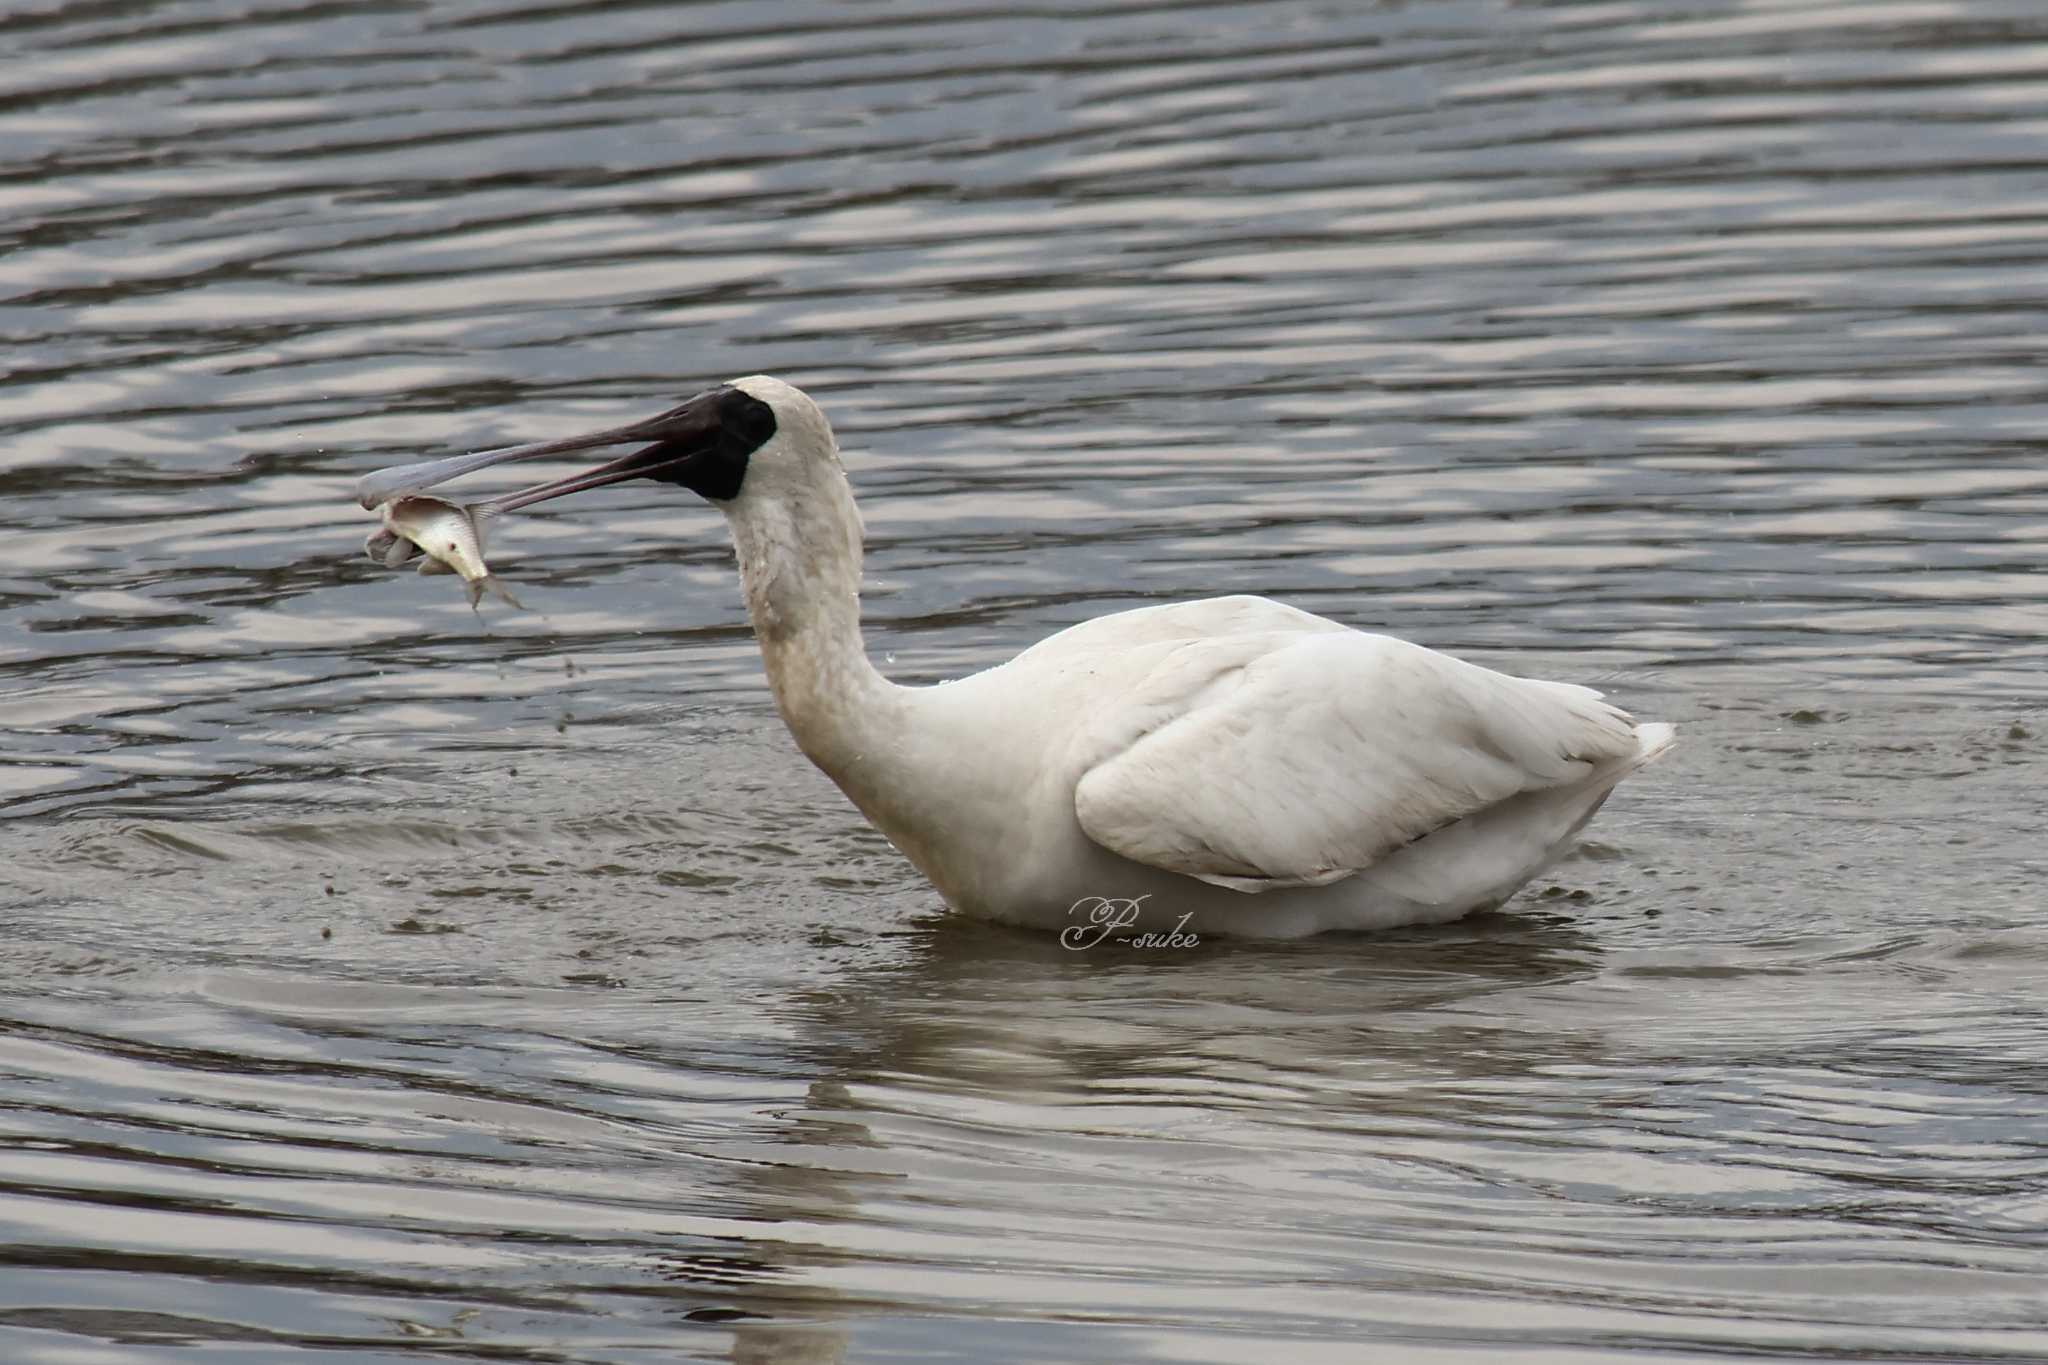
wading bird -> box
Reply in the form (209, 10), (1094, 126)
(357, 376), (1673, 939)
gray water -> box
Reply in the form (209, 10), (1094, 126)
(4, 1), (2048, 1360)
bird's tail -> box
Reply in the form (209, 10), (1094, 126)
(1629, 721), (1678, 768)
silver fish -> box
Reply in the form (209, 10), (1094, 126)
(376, 495), (524, 610)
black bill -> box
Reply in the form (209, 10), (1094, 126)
(352, 383), (764, 514)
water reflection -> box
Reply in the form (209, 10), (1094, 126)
(807, 914), (1602, 1091)
(9, 0), (2048, 1358)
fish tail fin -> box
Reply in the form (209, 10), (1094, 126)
(480, 575), (526, 611)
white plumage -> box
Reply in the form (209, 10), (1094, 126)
(1067, 604), (1655, 891)
(853, 591), (1671, 938)
(363, 375), (1675, 939)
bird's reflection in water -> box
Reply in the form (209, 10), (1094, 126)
(797, 909), (1609, 1095)
(637, 908), (1611, 1355)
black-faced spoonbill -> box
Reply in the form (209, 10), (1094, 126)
(356, 376), (1675, 939)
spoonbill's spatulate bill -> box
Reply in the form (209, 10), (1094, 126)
(358, 376), (1674, 939)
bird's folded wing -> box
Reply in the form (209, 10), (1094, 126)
(1070, 630), (1643, 891)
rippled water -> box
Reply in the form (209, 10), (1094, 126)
(6, 0), (2048, 1359)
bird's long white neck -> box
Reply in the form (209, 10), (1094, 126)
(720, 463), (908, 800)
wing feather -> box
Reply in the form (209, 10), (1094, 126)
(1070, 629), (1642, 891)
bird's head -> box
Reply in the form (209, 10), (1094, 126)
(353, 374), (839, 516)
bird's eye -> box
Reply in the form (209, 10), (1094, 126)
(723, 392), (776, 445)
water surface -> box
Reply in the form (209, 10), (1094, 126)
(5, 1), (2048, 1360)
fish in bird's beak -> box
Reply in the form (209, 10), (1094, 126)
(373, 495), (524, 610)
(353, 383), (772, 516)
